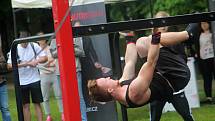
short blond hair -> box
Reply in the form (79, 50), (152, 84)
(87, 79), (113, 103)
(154, 11), (170, 32)
(155, 11), (170, 18)
(88, 79), (98, 98)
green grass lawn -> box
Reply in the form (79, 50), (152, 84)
(117, 102), (215, 121)
(7, 85), (62, 121)
(5, 79), (215, 121)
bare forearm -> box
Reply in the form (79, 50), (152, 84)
(150, 31), (189, 46)
(146, 44), (160, 67)
(37, 56), (48, 63)
(27, 56), (48, 67)
(7, 62), (28, 70)
(119, 43), (137, 82)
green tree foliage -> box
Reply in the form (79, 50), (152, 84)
(153, 0), (208, 16)
(107, 1), (152, 21)
(107, 0), (208, 21)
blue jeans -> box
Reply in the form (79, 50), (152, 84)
(77, 72), (88, 121)
(0, 84), (11, 121)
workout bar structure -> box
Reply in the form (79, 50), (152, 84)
(10, 10), (215, 121)
(12, 11), (215, 43)
(73, 11), (215, 37)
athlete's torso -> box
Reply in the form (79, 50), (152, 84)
(120, 73), (171, 108)
(155, 47), (190, 91)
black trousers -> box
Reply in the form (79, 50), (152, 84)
(150, 92), (194, 121)
(198, 58), (215, 97)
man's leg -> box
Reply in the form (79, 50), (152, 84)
(159, 23), (200, 46)
(23, 104), (31, 121)
(149, 101), (166, 121)
(53, 74), (64, 113)
(76, 71), (88, 121)
(56, 75), (65, 121)
(171, 92), (194, 121)
(21, 85), (31, 121)
(137, 31), (188, 47)
(136, 23), (200, 57)
(200, 59), (213, 102)
(34, 103), (43, 121)
(40, 74), (52, 116)
(0, 84), (12, 121)
(31, 81), (43, 121)
(136, 31), (189, 58)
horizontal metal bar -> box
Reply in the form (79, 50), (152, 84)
(13, 11), (215, 43)
(13, 33), (54, 45)
(73, 11), (215, 37)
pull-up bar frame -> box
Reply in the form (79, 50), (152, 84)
(10, 2), (215, 121)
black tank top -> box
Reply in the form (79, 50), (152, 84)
(120, 79), (146, 108)
(155, 47), (190, 91)
(119, 73), (171, 108)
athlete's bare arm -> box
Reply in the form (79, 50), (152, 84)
(128, 32), (161, 105)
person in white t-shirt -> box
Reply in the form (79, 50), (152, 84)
(7, 31), (47, 121)
(196, 22), (215, 104)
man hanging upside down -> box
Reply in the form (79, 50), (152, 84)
(87, 23), (200, 108)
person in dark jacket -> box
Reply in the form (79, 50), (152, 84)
(148, 11), (194, 121)
(0, 34), (12, 121)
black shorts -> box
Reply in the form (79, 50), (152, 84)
(21, 81), (43, 104)
(149, 73), (174, 102)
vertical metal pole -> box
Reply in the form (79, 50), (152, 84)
(120, 105), (128, 121)
(12, 7), (24, 121)
(51, 0), (81, 121)
(111, 33), (128, 121)
(12, 9), (18, 38)
(11, 43), (24, 121)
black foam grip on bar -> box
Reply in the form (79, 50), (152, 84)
(151, 32), (161, 45)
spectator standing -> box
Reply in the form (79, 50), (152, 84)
(50, 29), (88, 121)
(37, 32), (64, 121)
(49, 39), (65, 121)
(195, 22), (215, 104)
(0, 34), (12, 121)
(7, 31), (47, 121)
(148, 11), (194, 121)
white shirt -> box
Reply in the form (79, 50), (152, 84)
(7, 43), (47, 85)
(199, 32), (214, 59)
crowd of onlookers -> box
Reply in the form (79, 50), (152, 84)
(5, 30), (67, 121)
(0, 19), (112, 121)
(0, 27), (89, 121)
